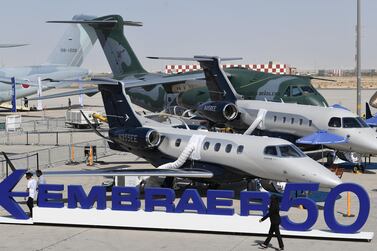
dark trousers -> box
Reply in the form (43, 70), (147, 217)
(264, 223), (284, 249)
(27, 197), (34, 218)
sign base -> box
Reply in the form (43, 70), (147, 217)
(23, 207), (374, 241)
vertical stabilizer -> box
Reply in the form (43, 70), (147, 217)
(46, 15), (98, 67)
(99, 83), (142, 129)
(92, 15), (147, 78)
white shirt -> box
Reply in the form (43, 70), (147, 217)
(38, 175), (46, 186)
(27, 179), (37, 199)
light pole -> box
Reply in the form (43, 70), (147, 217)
(356, 0), (361, 116)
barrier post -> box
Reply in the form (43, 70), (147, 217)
(26, 131), (29, 145)
(343, 191), (355, 217)
(55, 132), (59, 146)
(88, 145), (94, 166)
(71, 144), (75, 162)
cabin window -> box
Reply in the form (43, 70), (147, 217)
(291, 86), (302, 97)
(309, 120), (312, 126)
(328, 117), (341, 128)
(299, 119), (303, 125)
(214, 143), (221, 152)
(283, 87), (290, 97)
(237, 145), (244, 154)
(273, 116), (277, 122)
(175, 139), (181, 147)
(291, 118), (294, 124)
(203, 141), (210, 150)
(225, 144), (232, 153)
(264, 146), (278, 156)
(283, 117), (286, 123)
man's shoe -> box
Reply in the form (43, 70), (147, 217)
(279, 247), (284, 250)
(259, 243), (268, 248)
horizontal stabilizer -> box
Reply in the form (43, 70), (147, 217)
(47, 20), (143, 27)
(28, 87), (98, 101)
(43, 72), (205, 89)
(0, 43), (28, 48)
(147, 56), (242, 62)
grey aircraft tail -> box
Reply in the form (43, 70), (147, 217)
(48, 15), (147, 78)
(46, 15), (98, 67)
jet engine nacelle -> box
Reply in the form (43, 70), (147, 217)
(111, 127), (161, 149)
(196, 101), (238, 123)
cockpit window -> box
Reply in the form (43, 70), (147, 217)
(278, 145), (305, 158)
(300, 86), (315, 94)
(291, 86), (302, 97)
(264, 146), (278, 156)
(342, 117), (369, 128)
(328, 117), (341, 128)
(264, 144), (305, 158)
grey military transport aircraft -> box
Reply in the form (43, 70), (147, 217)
(153, 56), (377, 162)
(0, 15), (98, 108)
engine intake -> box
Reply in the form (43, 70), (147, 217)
(196, 101), (238, 123)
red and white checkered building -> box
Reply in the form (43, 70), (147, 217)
(165, 62), (296, 75)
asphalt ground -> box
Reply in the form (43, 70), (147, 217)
(0, 88), (376, 251)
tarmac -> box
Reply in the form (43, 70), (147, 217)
(0, 88), (376, 251)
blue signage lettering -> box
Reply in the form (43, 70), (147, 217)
(280, 183), (319, 231)
(112, 186), (140, 211)
(240, 191), (269, 216)
(324, 183), (370, 233)
(67, 185), (106, 210)
(0, 170), (29, 219)
(175, 189), (206, 214)
(38, 184), (64, 208)
(206, 190), (234, 216)
(144, 188), (175, 212)
(0, 171), (371, 234)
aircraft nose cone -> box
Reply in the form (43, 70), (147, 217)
(320, 175), (342, 189)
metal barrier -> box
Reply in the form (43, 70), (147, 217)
(0, 129), (108, 146)
(0, 139), (110, 178)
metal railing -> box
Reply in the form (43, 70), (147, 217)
(0, 128), (108, 146)
(0, 139), (110, 178)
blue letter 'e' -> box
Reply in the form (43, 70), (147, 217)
(38, 184), (64, 208)
(207, 190), (234, 216)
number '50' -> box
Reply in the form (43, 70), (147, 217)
(280, 183), (370, 233)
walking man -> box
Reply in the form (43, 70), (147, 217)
(259, 195), (284, 250)
(25, 172), (37, 218)
(36, 170), (46, 187)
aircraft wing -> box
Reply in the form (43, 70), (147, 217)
(0, 76), (33, 85)
(42, 168), (213, 178)
(44, 73), (205, 89)
(28, 87), (98, 100)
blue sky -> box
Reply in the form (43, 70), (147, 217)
(0, 0), (375, 72)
